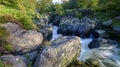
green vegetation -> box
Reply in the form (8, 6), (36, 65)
(0, 59), (12, 67)
(0, 25), (13, 55)
(0, 0), (37, 30)
(36, 0), (52, 13)
(0, 0), (39, 55)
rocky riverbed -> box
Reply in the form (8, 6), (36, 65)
(0, 15), (120, 67)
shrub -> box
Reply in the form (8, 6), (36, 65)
(0, 0), (37, 30)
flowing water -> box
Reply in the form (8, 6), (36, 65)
(50, 26), (62, 41)
(51, 26), (120, 67)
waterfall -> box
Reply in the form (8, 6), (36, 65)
(78, 38), (93, 61)
(50, 26), (61, 41)
(78, 38), (120, 67)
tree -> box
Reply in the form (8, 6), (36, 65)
(36, 0), (52, 13)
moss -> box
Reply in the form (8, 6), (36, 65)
(0, 24), (8, 39)
(0, 59), (3, 67)
(25, 54), (31, 60)
(0, 25), (13, 55)
(0, 59), (12, 67)
(28, 62), (33, 67)
(4, 44), (13, 52)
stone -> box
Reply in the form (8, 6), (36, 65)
(20, 51), (38, 65)
(113, 26), (120, 32)
(102, 20), (113, 27)
(0, 54), (27, 67)
(33, 36), (80, 67)
(115, 16), (120, 20)
(95, 29), (109, 38)
(3, 23), (43, 54)
(88, 38), (119, 49)
(38, 25), (53, 41)
(58, 17), (97, 38)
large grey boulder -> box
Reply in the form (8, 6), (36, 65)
(3, 23), (43, 54)
(0, 54), (27, 67)
(34, 36), (81, 67)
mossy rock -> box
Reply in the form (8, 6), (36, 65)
(0, 25), (13, 56)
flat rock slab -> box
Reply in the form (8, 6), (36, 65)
(3, 23), (43, 54)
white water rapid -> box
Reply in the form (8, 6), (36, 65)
(51, 25), (120, 67)
(50, 26), (62, 41)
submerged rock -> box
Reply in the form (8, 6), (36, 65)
(0, 54), (27, 67)
(33, 36), (80, 67)
(88, 38), (119, 49)
(3, 23), (43, 54)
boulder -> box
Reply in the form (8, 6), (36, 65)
(88, 38), (119, 49)
(20, 51), (38, 65)
(58, 17), (97, 38)
(95, 29), (109, 38)
(102, 20), (113, 27)
(33, 36), (80, 67)
(3, 23), (43, 54)
(34, 16), (49, 26)
(115, 16), (120, 20)
(38, 25), (53, 41)
(113, 26), (120, 32)
(0, 54), (27, 67)
(50, 15), (61, 26)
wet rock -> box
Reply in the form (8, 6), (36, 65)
(95, 29), (109, 38)
(38, 25), (53, 41)
(33, 36), (80, 67)
(113, 26), (120, 32)
(35, 16), (49, 26)
(3, 23), (43, 54)
(102, 20), (113, 27)
(50, 15), (61, 26)
(20, 51), (38, 65)
(115, 16), (120, 20)
(0, 54), (27, 67)
(58, 17), (97, 38)
(88, 38), (119, 49)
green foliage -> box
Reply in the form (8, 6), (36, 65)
(4, 44), (13, 52)
(0, 59), (12, 67)
(53, 4), (64, 15)
(62, 0), (120, 10)
(37, 0), (52, 13)
(0, 25), (8, 40)
(17, 14), (37, 30)
(0, 0), (37, 30)
(0, 59), (3, 67)
(62, 0), (99, 9)
(112, 20), (120, 27)
(75, 11), (82, 19)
